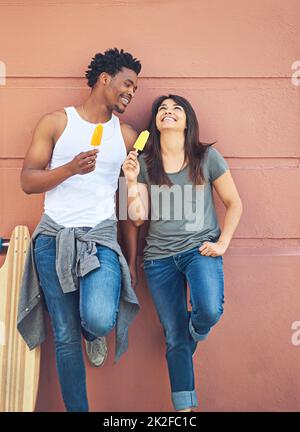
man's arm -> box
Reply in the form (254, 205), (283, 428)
(119, 123), (140, 288)
(21, 111), (99, 194)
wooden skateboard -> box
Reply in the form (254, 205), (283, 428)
(0, 226), (40, 412)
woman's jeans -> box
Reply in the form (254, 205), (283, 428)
(143, 245), (224, 411)
(34, 233), (121, 412)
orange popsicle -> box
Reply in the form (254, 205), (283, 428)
(90, 124), (103, 147)
(133, 130), (149, 153)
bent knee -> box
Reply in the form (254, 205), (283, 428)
(192, 307), (224, 328)
(82, 310), (117, 337)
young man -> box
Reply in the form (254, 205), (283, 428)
(17, 48), (141, 411)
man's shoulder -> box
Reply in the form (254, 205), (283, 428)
(119, 122), (138, 151)
(43, 109), (67, 124)
(120, 122), (138, 137)
(34, 110), (67, 139)
(37, 109), (67, 129)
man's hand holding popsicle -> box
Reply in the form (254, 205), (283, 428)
(64, 124), (104, 176)
(122, 130), (149, 183)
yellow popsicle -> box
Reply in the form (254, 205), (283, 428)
(133, 130), (149, 152)
(90, 124), (103, 147)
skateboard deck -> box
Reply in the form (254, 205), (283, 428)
(0, 226), (40, 412)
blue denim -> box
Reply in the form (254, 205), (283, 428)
(34, 233), (121, 412)
(143, 245), (224, 411)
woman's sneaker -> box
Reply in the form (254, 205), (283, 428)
(85, 336), (108, 367)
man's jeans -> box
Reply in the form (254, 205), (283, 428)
(143, 245), (224, 411)
(34, 233), (121, 412)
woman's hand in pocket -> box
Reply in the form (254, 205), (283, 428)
(199, 240), (228, 257)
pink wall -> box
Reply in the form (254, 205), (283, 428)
(0, 0), (299, 411)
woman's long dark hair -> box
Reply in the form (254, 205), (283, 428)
(144, 94), (215, 186)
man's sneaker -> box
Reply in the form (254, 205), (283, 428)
(85, 336), (108, 367)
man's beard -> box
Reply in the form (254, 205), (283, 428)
(114, 104), (125, 114)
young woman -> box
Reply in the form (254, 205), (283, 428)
(122, 95), (243, 412)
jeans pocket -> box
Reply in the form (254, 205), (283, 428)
(142, 260), (155, 270)
(34, 234), (55, 253)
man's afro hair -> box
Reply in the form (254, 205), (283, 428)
(85, 48), (141, 88)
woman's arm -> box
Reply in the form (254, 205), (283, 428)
(122, 151), (149, 227)
(199, 170), (243, 257)
(117, 212), (140, 289)
(127, 180), (149, 227)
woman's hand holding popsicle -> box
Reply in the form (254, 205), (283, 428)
(122, 130), (149, 182)
(122, 150), (140, 183)
(67, 149), (99, 175)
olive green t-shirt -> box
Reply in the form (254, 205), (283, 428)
(137, 146), (229, 260)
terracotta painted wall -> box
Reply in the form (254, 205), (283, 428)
(0, 0), (299, 411)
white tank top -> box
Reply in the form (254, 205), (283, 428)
(44, 106), (127, 227)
